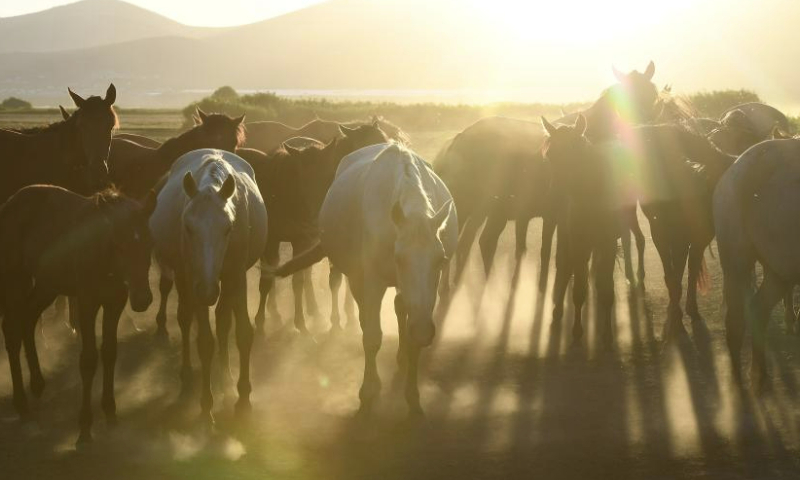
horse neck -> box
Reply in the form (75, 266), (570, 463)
(581, 94), (618, 142)
(157, 128), (202, 166)
(683, 132), (736, 186)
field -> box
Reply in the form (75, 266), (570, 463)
(1, 113), (800, 480)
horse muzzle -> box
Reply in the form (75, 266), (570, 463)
(129, 288), (153, 312)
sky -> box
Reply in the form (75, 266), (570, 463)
(0, 0), (325, 26)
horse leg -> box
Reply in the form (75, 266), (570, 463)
(3, 309), (29, 419)
(648, 218), (685, 338)
(291, 273), (309, 334)
(515, 217), (530, 261)
(631, 213), (647, 286)
(195, 304), (215, 426)
(154, 269), (173, 341)
(621, 221), (635, 285)
(174, 275), (195, 396)
(539, 213), (557, 291)
(303, 269), (320, 318)
(255, 240), (280, 332)
(453, 214), (484, 285)
(751, 268), (786, 392)
(723, 273), (748, 384)
(214, 292), (234, 394)
(23, 287), (57, 399)
(394, 293), (408, 368)
(594, 240), (617, 349)
(570, 241), (591, 344)
(479, 214), (507, 277)
(551, 225), (572, 323)
(344, 280), (357, 327)
(231, 273), (255, 418)
(356, 279), (385, 418)
(77, 296), (101, 444)
(405, 342), (423, 418)
(100, 282), (127, 427)
(329, 266), (343, 330)
(686, 244), (706, 323)
(784, 286), (797, 334)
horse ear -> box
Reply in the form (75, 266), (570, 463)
(196, 108), (209, 124)
(392, 202), (405, 228)
(574, 114), (587, 136)
(772, 125), (789, 140)
(218, 175), (236, 200)
(541, 117), (558, 137)
(105, 83), (116, 105)
(142, 190), (158, 216)
(182, 172), (198, 198)
(612, 65), (626, 83)
(643, 61), (656, 81)
(432, 200), (455, 234)
(339, 125), (356, 137)
(372, 115), (381, 127)
(68, 88), (87, 108)
(59, 105), (70, 121)
(233, 114), (245, 126)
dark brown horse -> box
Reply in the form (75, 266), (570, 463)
(244, 116), (408, 153)
(0, 85), (117, 201)
(108, 108), (245, 199)
(708, 103), (791, 155)
(542, 116), (734, 345)
(435, 62), (659, 293)
(239, 123), (389, 334)
(0, 185), (155, 444)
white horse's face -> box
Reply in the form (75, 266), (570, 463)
(393, 201), (454, 346)
(182, 172), (236, 306)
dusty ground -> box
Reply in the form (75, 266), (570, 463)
(1, 130), (800, 480)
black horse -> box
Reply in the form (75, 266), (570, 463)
(0, 185), (155, 444)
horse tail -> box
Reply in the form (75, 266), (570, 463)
(697, 256), (710, 295)
(273, 242), (326, 277)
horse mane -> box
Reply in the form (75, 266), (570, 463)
(390, 144), (433, 217)
(655, 88), (698, 128)
(90, 186), (125, 207)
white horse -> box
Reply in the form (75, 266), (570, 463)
(150, 149), (267, 423)
(276, 143), (457, 418)
(714, 137), (800, 389)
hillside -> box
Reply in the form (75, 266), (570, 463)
(0, 0), (223, 54)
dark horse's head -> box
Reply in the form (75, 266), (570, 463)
(607, 61), (659, 125)
(541, 115), (593, 189)
(285, 121), (389, 218)
(65, 84), (118, 191)
(191, 108), (246, 152)
(96, 188), (157, 312)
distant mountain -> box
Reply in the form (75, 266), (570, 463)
(1, 0), (799, 110)
(0, 0), (223, 54)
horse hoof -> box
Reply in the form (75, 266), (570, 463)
(197, 412), (215, 430)
(153, 329), (170, 346)
(572, 325), (584, 342)
(76, 431), (93, 446)
(234, 399), (252, 419)
(30, 378), (45, 399)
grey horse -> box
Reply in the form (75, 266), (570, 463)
(150, 148), (267, 423)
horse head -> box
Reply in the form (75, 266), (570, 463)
(192, 108), (246, 152)
(609, 61), (659, 123)
(98, 188), (156, 312)
(181, 164), (236, 306)
(66, 84), (117, 190)
(392, 193), (455, 347)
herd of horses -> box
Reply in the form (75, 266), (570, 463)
(0, 61), (798, 444)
